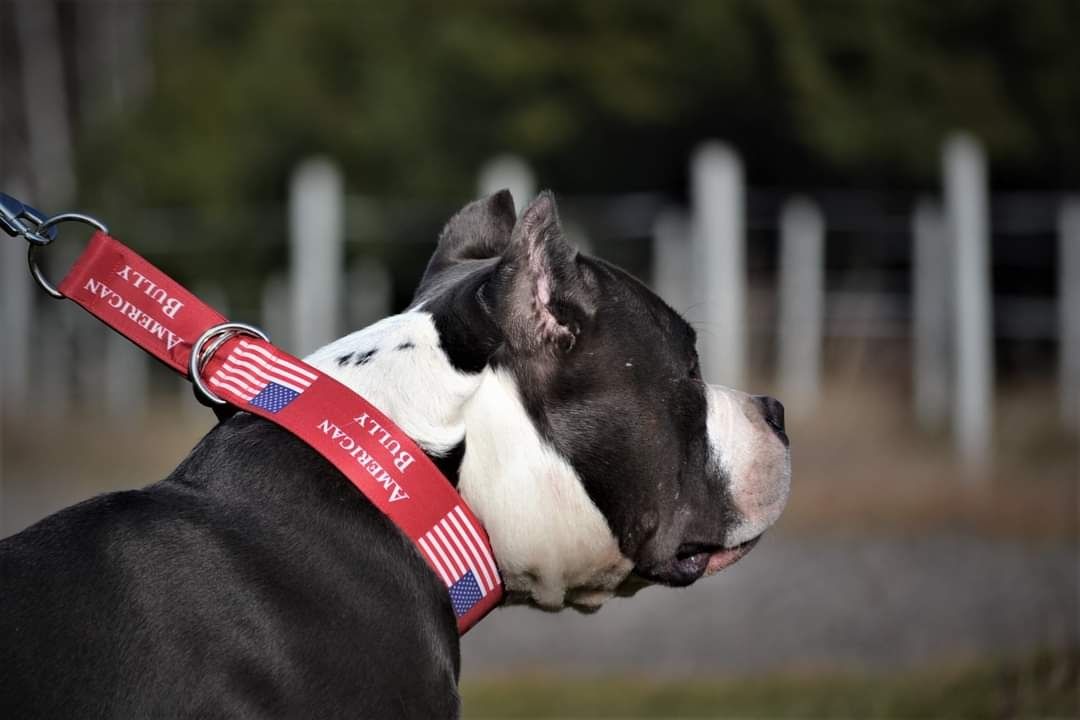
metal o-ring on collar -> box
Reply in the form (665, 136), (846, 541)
(28, 212), (110, 299)
(189, 322), (270, 407)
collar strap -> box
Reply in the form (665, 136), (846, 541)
(57, 230), (502, 633)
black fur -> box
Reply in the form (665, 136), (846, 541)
(417, 192), (745, 587)
(413, 190), (515, 374)
(0, 415), (460, 718)
(0, 192), (520, 717)
(353, 349), (377, 366)
(1, 189), (761, 715)
(505, 256), (743, 585)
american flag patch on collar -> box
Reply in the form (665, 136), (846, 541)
(209, 340), (317, 413)
(417, 506), (501, 618)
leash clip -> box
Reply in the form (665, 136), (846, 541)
(0, 192), (56, 245)
(28, 213), (110, 299)
(189, 322), (271, 417)
(2, 192), (110, 298)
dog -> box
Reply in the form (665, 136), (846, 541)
(0, 190), (790, 718)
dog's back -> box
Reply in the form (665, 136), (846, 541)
(1, 414), (460, 718)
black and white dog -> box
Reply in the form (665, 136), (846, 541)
(0, 191), (790, 718)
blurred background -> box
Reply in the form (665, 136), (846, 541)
(1, 1), (1077, 717)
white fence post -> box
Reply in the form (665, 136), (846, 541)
(73, 315), (106, 410)
(38, 241), (88, 419)
(478, 155), (536, 212)
(289, 157), (344, 355)
(261, 273), (292, 353)
(75, 0), (151, 124)
(1060, 198), (1080, 431)
(691, 142), (746, 387)
(13, 0), (76, 206)
(651, 209), (692, 314)
(104, 331), (149, 420)
(1, 227), (33, 415)
(347, 259), (393, 331)
(778, 196), (824, 413)
(36, 309), (72, 420)
(943, 133), (993, 472)
(912, 199), (950, 430)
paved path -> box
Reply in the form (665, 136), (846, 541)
(462, 534), (1078, 677)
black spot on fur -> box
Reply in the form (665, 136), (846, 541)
(336, 353), (353, 367)
(396, 342), (415, 351)
(354, 349), (377, 366)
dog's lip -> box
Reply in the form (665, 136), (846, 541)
(676, 534), (761, 578)
(633, 535), (761, 587)
(701, 534), (761, 576)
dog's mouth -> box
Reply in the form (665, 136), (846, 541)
(631, 535), (762, 588)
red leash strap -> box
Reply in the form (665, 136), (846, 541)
(58, 231), (502, 633)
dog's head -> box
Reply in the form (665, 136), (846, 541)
(407, 190), (790, 611)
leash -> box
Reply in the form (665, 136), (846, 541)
(0, 193), (503, 634)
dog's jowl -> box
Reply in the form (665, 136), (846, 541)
(1, 190), (790, 718)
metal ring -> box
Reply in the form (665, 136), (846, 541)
(189, 322), (270, 406)
(28, 212), (109, 299)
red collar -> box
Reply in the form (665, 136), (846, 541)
(57, 229), (502, 633)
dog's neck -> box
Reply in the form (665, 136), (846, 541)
(305, 311), (481, 458)
(304, 310), (633, 611)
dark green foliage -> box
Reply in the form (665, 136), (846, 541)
(75, 0), (1079, 298)
(82, 0), (1079, 205)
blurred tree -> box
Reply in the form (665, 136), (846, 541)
(79, 0), (1078, 210)
(64, 0), (1077, 309)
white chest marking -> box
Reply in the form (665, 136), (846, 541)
(457, 368), (632, 610)
(306, 313), (632, 610)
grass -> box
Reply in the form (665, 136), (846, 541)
(461, 649), (1079, 719)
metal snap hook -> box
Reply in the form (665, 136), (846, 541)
(28, 212), (110, 299)
(0, 192), (56, 245)
(189, 322), (271, 407)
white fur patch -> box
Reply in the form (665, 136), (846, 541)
(705, 385), (791, 547)
(305, 311), (479, 456)
(306, 312), (630, 610)
(307, 311), (788, 606)
(457, 368), (633, 610)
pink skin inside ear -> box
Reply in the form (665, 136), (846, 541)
(528, 240), (570, 343)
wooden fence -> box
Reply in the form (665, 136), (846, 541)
(2, 136), (1075, 472)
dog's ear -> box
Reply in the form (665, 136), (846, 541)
(497, 191), (594, 353)
(421, 190), (517, 282)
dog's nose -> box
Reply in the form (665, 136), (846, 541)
(754, 395), (787, 440)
